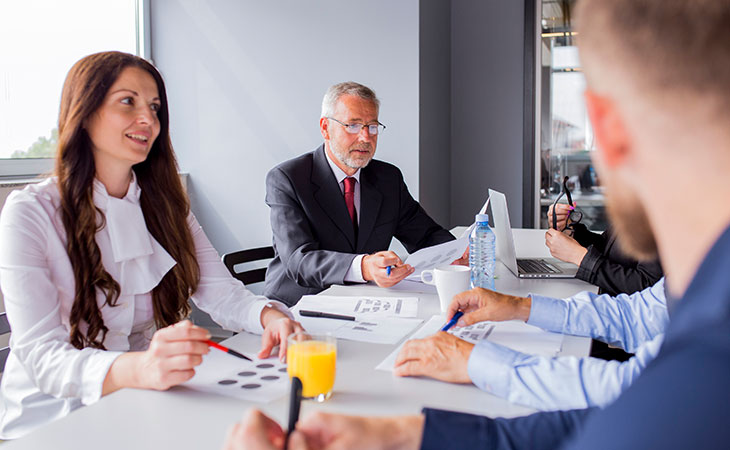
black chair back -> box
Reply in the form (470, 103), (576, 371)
(0, 312), (11, 373)
(222, 246), (275, 285)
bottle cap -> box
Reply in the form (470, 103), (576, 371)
(475, 213), (489, 223)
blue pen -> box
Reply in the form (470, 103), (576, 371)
(386, 265), (392, 276)
(441, 311), (464, 332)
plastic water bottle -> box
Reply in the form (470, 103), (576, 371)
(469, 213), (496, 290)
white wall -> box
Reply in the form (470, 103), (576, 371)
(150, 0), (420, 254)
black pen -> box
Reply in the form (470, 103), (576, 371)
(299, 310), (356, 321)
(285, 377), (303, 450)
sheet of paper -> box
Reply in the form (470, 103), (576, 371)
(376, 315), (445, 371)
(295, 295), (419, 318)
(294, 312), (423, 345)
(458, 195), (490, 239)
(376, 315), (564, 371)
(332, 317), (424, 344)
(183, 350), (289, 403)
(404, 236), (469, 281)
(383, 279), (437, 294)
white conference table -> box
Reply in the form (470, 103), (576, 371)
(5, 229), (595, 450)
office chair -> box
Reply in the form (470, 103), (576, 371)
(0, 312), (11, 374)
(192, 246), (275, 341)
(222, 246), (275, 286)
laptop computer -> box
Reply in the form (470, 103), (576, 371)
(488, 189), (578, 279)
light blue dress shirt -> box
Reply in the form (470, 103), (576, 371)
(467, 278), (668, 411)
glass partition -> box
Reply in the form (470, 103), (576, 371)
(537, 0), (606, 230)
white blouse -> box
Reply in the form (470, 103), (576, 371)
(0, 176), (290, 439)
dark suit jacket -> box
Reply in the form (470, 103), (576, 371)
(264, 145), (454, 306)
(418, 225), (730, 450)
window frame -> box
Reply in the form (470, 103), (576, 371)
(0, 0), (150, 180)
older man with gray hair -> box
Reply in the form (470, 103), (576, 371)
(263, 82), (454, 306)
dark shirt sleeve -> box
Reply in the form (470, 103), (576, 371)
(571, 223), (604, 248)
(420, 407), (596, 450)
(573, 225), (663, 296)
(392, 169), (454, 253)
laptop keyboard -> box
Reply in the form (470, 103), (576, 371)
(517, 259), (561, 274)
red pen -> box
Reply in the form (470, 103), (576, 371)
(205, 340), (253, 361)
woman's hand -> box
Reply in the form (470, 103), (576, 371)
(103, 320), (211, 395)
(545, 228), (588, 266)
(259, 307), (304, 362)
(547, 202), (577, 230)
(136, 320), (211, 390)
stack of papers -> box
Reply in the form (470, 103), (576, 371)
(376, 315), (564, 371)
(292, 295), (423, 345)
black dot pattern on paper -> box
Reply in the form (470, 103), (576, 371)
(241, 383), (261, 389)
(238, 371), (256, 377)
(218, 379), (237, 385)
(256, 363), (274, 369)
(261, 375), (279, 381)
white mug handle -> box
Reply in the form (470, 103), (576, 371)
(421, 269), (435, 285)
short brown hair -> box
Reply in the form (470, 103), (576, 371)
(576, 0), (730, 108)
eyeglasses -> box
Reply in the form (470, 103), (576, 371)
(552, 176), (583, 231)
(326, 117), (386, 136)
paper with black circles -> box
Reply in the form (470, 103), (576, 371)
(182, 350), (289, 402)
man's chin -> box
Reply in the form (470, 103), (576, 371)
(606, 195), (659, 262)
(345, 156), (373, 170)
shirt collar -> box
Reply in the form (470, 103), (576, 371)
(325, 146), (361, 185)
(92, 173), (154, 263)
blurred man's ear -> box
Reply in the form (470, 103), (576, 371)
(319, 117), (330, 141)
(585, 89), (631, 169)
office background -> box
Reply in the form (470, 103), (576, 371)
(148, 0), (528, 255)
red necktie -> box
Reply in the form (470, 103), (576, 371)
(343, 177), (357, 231)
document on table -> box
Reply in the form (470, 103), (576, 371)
(295, 295), (419, 318)
(404, 236), (469, 281)
(292, 295), (423, 344)
(183, 350), (289, 403)
(383, 279), (437, 294)
(376, 315), (564, 371)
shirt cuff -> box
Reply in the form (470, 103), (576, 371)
(82, 350), (125, 405)
(343, 254), (366, 283)
(246, 299), (294, 334)
(526, 294), (568, 334)
(467, 340), (522, 396)
(576, 246), (601, 282)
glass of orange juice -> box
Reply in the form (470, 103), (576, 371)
(287, 333), (337, 402)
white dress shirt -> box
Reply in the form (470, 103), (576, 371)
(0, 176), (290, 439)
(324, 150), (367, 283)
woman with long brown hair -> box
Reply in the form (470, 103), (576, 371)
(0, 51), (302, 439)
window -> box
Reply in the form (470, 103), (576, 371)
(536, 0), (606, 230)
(0, 0), (148, 178)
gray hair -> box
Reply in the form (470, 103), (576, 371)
(321, 81), (380, 118)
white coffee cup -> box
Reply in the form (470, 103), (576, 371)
(421, 265), (471, 312)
